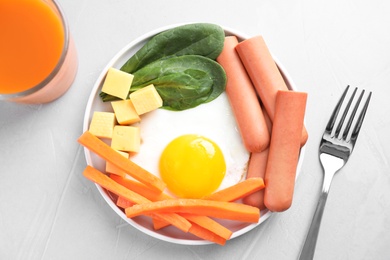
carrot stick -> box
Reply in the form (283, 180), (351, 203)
(243, 108), (272, 210)
(110, 174), (170, 202)
(110, 175), (174, 231)
(111, 174), (233, 240)
(152, 218), (170, 230)
(152, 219), (225, 244)
(78, 131), (166, 193)
(84, 165), (149, 204)
(180, 214), (232, 241)
(116, 196), (135, 208)
(264, 90), (307, 212)
(82, 165), (191, 232)
(235, 36), (308, 146)
(217, 36), (270, 152)
(188, 221), (227, 246)
(125, 199), (260, 223)
(203, 178), (264, 202)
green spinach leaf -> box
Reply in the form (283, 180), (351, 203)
(130, 55), (226, 111)
(120, 23), (225, 73)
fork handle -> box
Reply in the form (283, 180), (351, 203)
(298, 190), (329, 260)
(298, 154), (343, 260)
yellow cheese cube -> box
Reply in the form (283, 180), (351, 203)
(129, 84), (163, 115)
(111, 99), (141, 125)
(111, 125), (140, 152)
(106, 150), (129, 177)
(101, 68), (134, 100)
(88, 111), (116, 139)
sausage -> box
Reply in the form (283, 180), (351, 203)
(235, 36), (308, 146)
(217, 36), (270, 153)
(242, 109), (272, 210)
(263, 90), (307, 212)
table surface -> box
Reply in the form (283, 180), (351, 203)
(1, 0), (390, 259)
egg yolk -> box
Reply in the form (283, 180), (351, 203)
(159, 134), (226, 199)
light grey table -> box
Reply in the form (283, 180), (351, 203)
(1, 0), (390, 259)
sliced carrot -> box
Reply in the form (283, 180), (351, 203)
(78, 131), (166, 193)
(111, 174), (233, 240)
(152, 212), (232, 240)
(82, 165), (191, 232)
(110, 174), (170, 201)
(203, 178), (265, 202)
(152, 218), (170, 230)
(116, 196), (135, 208)
(180, 214), (232, 240)
(188, 222), (227, 246)
(264, 90), (307, 212)
(110, 176), (176, 232)
(125, 199), (260, 223)
(152, 214), (233, 241)
(84, 165), (148, 204)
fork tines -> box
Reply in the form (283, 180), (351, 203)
(326, 85), (372, 143)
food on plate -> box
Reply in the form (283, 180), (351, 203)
(106, 150), (129, 177)
(78, 131), (166, 193)
(100, 24), (227, 111)
(235, 35), (308, 146)
(242, 109), (272, 210)
(111, 174), (264, 241)
(116, 196), (135, 208)
(243, 151), (269, 210)
(111, 99), (140, 125)
(82, 23), (310, 245)
(194, 223), (231, 245)
(82, 165), (191, 232)
(111, 174), (171, 202)
(83, 163), (262, 245)
(264, 90), (307, 212)
(101, 67), (134, 100)
(111, 174), (234, 244)
(129, 84), (163, 115)
(159, 134), (226, 199)
(120, 23), (225, 73)
(129, 55), (226, 111)
(204, 177), (264, 202)
(111, 125), (140, 152)
(181, 213), (233, 245)
(125, 199), (260, 223)
(88, 111), (116, 139)
(217, 36), (270, 153)
(129, 92), (249, 197)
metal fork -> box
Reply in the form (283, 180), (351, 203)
(298, 85), (372, 260)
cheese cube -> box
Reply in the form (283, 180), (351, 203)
(111, 99), (141, 125)
(88, 111), (116, 139)
(111, 125), (140, 152)
(130, 84), (163, 115)
(101, 68), (134, 100)
(106, 150), (129, 177)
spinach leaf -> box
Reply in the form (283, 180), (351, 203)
(120, 23), (225, 73)
(130, 55), (226, 111)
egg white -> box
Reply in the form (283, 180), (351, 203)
(130, 92), (250, 193)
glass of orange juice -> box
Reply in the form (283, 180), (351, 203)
(0, 0), (78, 104)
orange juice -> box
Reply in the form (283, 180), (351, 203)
(0, 0), (77, 103)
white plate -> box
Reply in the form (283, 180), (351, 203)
(82, 23), (305, 245)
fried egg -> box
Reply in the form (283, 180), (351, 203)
(130, 92), (250, 198)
